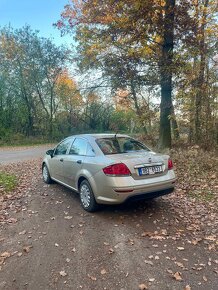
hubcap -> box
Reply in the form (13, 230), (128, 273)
(43, 166), (48, 181)
(80, 184), (91, 208)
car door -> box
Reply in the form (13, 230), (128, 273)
(49, 138), (73, 182)
(62, 138), (89, 189)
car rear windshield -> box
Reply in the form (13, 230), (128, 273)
(96, 137), (150, 155)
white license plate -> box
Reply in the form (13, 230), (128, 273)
(138, 165), (162, 176)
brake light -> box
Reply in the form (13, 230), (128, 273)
(168, 159), (173, 170)
(103, 163), (131, 176)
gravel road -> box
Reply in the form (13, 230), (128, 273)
(0, 150), (217, 290)
(0, 145), (52, 164)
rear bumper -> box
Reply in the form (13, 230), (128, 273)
(125, 187), (174, 203)
(94, 183), (175, 204)
(88, 170), (176, 204)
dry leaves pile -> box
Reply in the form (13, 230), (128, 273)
(0, 159), (41, 224)
(167, 147), (218, 239)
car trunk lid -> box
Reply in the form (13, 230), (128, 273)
(107, 151), (168, 180)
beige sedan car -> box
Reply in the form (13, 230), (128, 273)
(42, 134), (176, 212)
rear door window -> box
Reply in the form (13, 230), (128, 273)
(69, 138), (88, 156)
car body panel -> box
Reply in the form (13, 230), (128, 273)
(42, 133), (177, 205)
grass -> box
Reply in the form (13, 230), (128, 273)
(0, 172), (17, 193)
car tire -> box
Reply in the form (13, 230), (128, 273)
(79, 180), (98, 212)
(42, 164), (52, 184)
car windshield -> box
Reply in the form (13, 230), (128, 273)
(96, 137), (150, 155)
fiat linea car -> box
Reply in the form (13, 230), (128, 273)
(42, 134), (176, 212)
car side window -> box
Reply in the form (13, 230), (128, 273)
(54, 139), (72, 155)
(69, 138), (88, 156)
(87, 143), (95, 156)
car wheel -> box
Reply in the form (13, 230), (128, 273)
(42, 164), (52, 184)
(79, 180), (98, 212)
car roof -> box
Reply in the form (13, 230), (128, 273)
(67, 133), (130, 139)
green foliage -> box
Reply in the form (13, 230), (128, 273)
(0, 172), (17, 193)
(0, 25), (69, 138)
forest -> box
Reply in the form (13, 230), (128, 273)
(0, 0), (217, 149)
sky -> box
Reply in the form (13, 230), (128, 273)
(0, 0), (72, 46)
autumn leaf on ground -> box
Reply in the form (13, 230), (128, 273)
(100, 269), (107, 275)
(144, 260), (153, 266)
(60, 270), (67, 277)
(177, 247), (185, 251)
(138, 283), (148, 290)
(1, 252), (10, 258)
(88, 274), (97, 281)
(184, 286), (191, 290)
(141, 231), (153, 237)
(23, 245), (32, 253)
(175, 261), (184, 268)
(64, 216), (72, 220)
(109, 248), (114, 254)
(173, 272), (183, 281)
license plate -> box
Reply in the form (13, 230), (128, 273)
(138, 165), (162, 176)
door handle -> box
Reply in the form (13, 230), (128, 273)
(77, 160), (82, 164)
(60, 158), (64, 162)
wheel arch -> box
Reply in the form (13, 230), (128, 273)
(78, 176), (87, 190)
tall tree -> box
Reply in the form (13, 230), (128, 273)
(0, 25), (68, 138)
(159, 0), (175, 149)
(57, 0), (193, 148)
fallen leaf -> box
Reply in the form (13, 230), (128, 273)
(141, 231), (153, 237)
(88, 274), (97, 281)
(109, 248), (114, 254)
(60, 270), (67, 277)
(64, 216), (73, 220)
(173, 272), (183, 281)
(203, 276), (207, 282)
(184, 285), (191, 290)
(177, 247), (185, 251)
(175, 261), (184, 268)
(100, 269), (107, 275)
(7, 218), (17, 223)
(23, 246), (32, 253)
(0, 257), (4, 265)
(1, 252), (10, 258)
(204, 235), (216, 241)
(144, 260), (153, 266)
(19, 230), (26, 235)
(138, 284), (148, 290)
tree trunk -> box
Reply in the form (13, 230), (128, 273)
(130, 79), (147, 134)
(159, 0), (175, 149)
(171, 105), (180, 140)
(194, 0), (209, 145)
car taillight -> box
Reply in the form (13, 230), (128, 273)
(103, 163), (131, 176)
(168, 159), (173, 170)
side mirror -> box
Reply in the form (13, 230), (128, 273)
(46, 149), (54, 157)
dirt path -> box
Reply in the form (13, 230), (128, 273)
(0, 145), (53, 164)
(0, 159), (217, 290)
